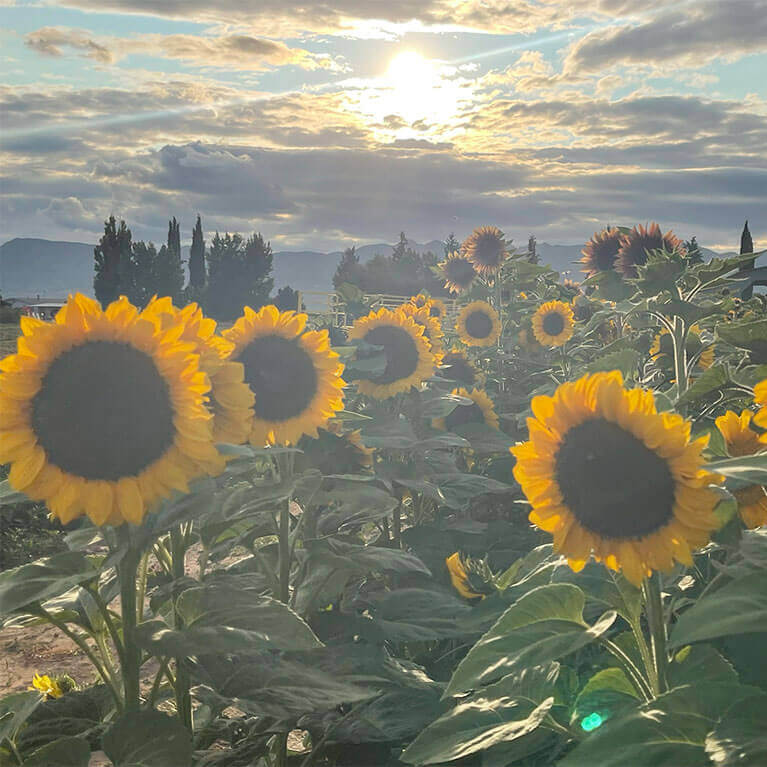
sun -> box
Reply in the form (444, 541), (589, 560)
(387, 51), (436, 92)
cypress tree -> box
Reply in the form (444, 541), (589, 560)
(189, 215), (206, 289)
(741, 220), (753, 254)
(154, 217), (185, 303)
(94, 216), (131, 308)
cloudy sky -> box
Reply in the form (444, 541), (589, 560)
(1, 0), (766, 252)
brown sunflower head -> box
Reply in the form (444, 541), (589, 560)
(616, 223), (685, 278)
(440, 251), (476, 294)
(440, 349), (480, 387)
(580, 227), (623, 277)
(462, 226), (509, 276)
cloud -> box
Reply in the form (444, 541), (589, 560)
(24, 27), (339, 72)
(564, 0), (767, 74)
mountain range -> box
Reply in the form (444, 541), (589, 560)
(0, 236), (731, 301)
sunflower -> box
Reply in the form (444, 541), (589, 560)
(427, 298), (448, 320)
(616, 223), (685, 278)
(0, 294), (223, 527)
(715, 409), (767, 528)
(439, 251), (476, 294)
(445, 552), (484, 600)
(456, 301), (501, 347)
(348, 307), (435, 399)
(434, 387), (499, 431)
(144, 297), (254, 445)
(223, 305), (345, 446)
(462, 225), (508, 277)
(531, 301), (575, 347)
(440, 348), (481, 387)
(400, 303), (445, 362)
(650, 324), (714, 373)
(30, 674), (63, 699)
(296, 423), (373, 476)
(409, 294), (431, 309)
(580, 227), (623, 277)
(512, 371), (720, 586)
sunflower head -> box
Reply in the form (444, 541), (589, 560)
(347, 307), (435, 399)
(616, 223), (685, 278)
(30, 673), (63, 699)
(456, 301), (501, 348)
(296, 423), (373, 476)
(433, 387), (499, 431)
(440, 251), (476, 294)
(440, 348), (480, 387)
(445, 552), (487, 600)
(144, 297), (254, 445)
(580, 227), (623, 277)
(650, 324), (714, 373)
(512, 371), (720, 586)
(531, 301), (575, 347)
(0, 294), (225, 527)
(400, 303), (445, 362)
(462, 226), (509, 276)
(409, 293), (431, 309)
(223, 305), (345, 446)
(715, 409), (767, 528)
(427, 298), (448, 320)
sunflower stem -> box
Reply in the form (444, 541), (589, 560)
(117, 527), (142, 713)
(601, 638), (654, 702)
(170, 525), (193, 731)
(643, 573), (669, 695)
(671, 316), (689, 400)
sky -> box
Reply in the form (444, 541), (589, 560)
(1, 0), (766, 252)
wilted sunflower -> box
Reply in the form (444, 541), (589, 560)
(144, 297), (254, 445)
(456, 301), (501, 347)
(462, 226), (508, 277)
(440, 348), (480, 387)
(348, 307), (435, 399)
(0, 294), (223, 527)
(224, 305), (345, 445)
(445, 552), (484, 600)
(434, 387), (499, 431)
(580, 227), (623, 277)
(716, 410), (767, 528)
(531, 301), (575, 347)
(512, 371), (720, 586)
(400, 303), (445, 362)
(650, 324), (714, 373)
(616, 223), (685, 278)
(439, 251), (476, 294)
(297, 423), (373, 476)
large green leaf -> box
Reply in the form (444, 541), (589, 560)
(402, 664), (559, 765)
(433, 473), (512, 511)
(676, 365), (731, 405)
(668, 645), (738, 688)
(22, 736), (90, 766)
(312, 481), (398, 534)
(452, 423), (514, 455)
(716, 317), (767, 357)
(571, 668), (639, 726)
(0, 552), (99, 618)
(0, 479), (28, 507)
(445, 584), (616, 696)
(360, 416), (417, 448)
(585, 348), (640, 377)
(0, 691), (42, 745)
(670, 571), (767, 647)
(706, 454), (767, 489)
(559, 684), (757, 767)
(705, 692), (767, 766)
(102, 710), (192, 767)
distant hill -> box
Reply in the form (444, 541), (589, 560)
(0, 236), (735, 301)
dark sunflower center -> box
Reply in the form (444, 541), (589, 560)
(445, 258), (476, 287)
(465, 310), (492, 339)
(442, 355), (476, 386)
(542, 311), (565, 337)
(363, 326), (419, 385)
(238, 335), (318, 422)
(594, 240), (620, 271)
(554, 418), (675, 539)
(429, 306), (441, 317)
(476, 236), (502, 266)
(31, 341), (174, 480)
(445, 402), (484, 430)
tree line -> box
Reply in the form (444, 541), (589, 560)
(93, 215), (299, 320)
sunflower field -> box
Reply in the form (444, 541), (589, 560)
(1, 224), (767, 767)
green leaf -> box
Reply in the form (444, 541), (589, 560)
(420, 393), (471, 419)
(676, 364), (731, 405)
(706, 454), (767, 489)
(632, 255), (686, 297)
(572, 668), (639, 725)
(22, 736), (90, 766)
(102, 710), (192, 767)
(453, 422), (514, 455)
(693, 252), (763, 284)
(0, 691), (42, 745)
(585, 348), (640, 377)
(670, 571), (767, 647)
(648, 296), (718, 325)
(668, 645), (737, 688)
(313, 481), (398, 534)
(0, 552), (99, 618)
(360, 416), (417, 448)
(716, 318), (767, 356)
(705, 692), (767, 766)
(433, 473), (512, 511)
(402, 665), (559, 765)
(559, 683), (756, 767)
(0, 480), (28, 507)
(446, 584), (616, 696)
